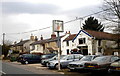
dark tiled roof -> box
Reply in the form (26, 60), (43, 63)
(64, 34), (77, 41)
(15, 40), (29, 46)
(85, 30), (120, 41)
(30, 36), (64, 45)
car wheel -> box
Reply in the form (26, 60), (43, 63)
(108, 69), (112, 74)
(46, 63), (49, 67)
(25, 61), (28, 64)
(70, 69), (75, 72)
(55, 64), (61, 69)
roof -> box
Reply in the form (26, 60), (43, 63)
(64, 34), (77, 41)
(15, 40), (29, 46)
(72, 30), (120, 42)
(30, 40), (46, 45)
(30, 36), (64, 45)
(85, 30), (120, 41)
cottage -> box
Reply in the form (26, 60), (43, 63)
(14, 35), (37, 53)
(30, 32), (71, 54)
(30, 33), (59, 54)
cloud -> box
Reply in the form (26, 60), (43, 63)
(61, 5), (101, 17)
(2, 2), (61, 14)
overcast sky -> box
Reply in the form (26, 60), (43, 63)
(1, 0), (104, 44)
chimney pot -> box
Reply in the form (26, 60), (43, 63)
(30, 34), (34, 41)
(68, 31), (71, 34)
(40, 35), (43, 40)
(35, 36), (38, 41)
(51, 32), (56, 39)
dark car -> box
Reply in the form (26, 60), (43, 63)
(84, 55), (120, 72)
(108, 58), (120, 73)
(41, 55), (65, 66)
(41, 53), (56, 61)
(9, 54), (19, 62)
(19, 54), (41, 64)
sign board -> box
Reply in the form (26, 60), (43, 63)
(53, 20), (64, 32)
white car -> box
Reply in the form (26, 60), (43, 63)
(68, 55), (101, 71)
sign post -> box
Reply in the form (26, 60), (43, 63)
(53, 20), (64, 70)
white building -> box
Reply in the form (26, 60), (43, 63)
(62, 30), (120, 55)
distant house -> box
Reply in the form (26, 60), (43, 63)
(30, 33), (59, 54)
(14, 35), (37, 53)
(30, 32), (71, 54)
(63, 30), (120, 55)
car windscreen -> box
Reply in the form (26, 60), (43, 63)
(41, 55), (49, 58)
(61, 55), (68, 60)
(22, 54), (33, 58)
(92, 56), (109, 62)
(51, 55), (65, 60)
(80, 56), (92, 61)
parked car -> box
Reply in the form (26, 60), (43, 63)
(108, 58), (120, 73)
(47, 54), (83, 69)
(41, 55), (65, 66)
(68, 55), (101, 71)
(41, 53), (56, 61)
(9, 54), (19, 62)
(84, 55), (120, 72)
(19, 54), (41, 64)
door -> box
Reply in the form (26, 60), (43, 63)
(63, 55), (74, 67)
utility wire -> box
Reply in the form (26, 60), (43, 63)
(5, 8), (111, 35)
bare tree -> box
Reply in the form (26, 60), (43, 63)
(102, 0), (120, 23)
(101, 0), (120, 49)
(4, 40), (13, 46)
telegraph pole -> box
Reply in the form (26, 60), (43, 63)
(3, 33), (5, 46)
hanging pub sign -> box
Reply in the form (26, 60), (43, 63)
(53, 20), (64, 32)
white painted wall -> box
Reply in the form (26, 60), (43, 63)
(23, 40), (35, 52)
(62, 31), (95, 55)
(30, 44), (44, 53)
(61, 33), (70, 55)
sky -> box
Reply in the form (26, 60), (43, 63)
(1, 0), (105, 44)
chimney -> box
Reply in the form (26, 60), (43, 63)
(14, 41), (17, 44)
(68, 31), (71, 34)
(40, 35), (43, 40)
(51, 32), (56, 39)
(35, 36), (38, 41)
(20, 39), (23, 42)
(30, 34), (34, 41)
(65, 31), (67, 35)
(65, 31), (71, 35)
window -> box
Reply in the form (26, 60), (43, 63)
(111, 56), (119, 62)
(74, 55), (80, 59)
(66, 41), (69, 46)
(79, 38), (85, 44)
(67, 55), (74, 60)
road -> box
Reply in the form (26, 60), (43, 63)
(1, 61), (63, 75)
(2, 61), (35, 74)
(1, 61), (119, 76)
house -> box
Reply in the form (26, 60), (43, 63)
(30, 32), (71, 54)
(63, 30), (120, 55)
(14, 35), (37, 53)
(30, 33), (59, 54)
